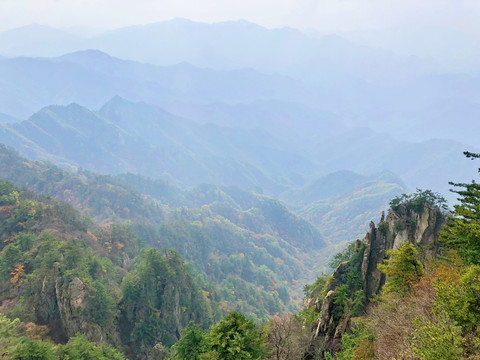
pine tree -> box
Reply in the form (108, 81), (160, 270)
(209, 311), (268, 360)
(171, 322), (207, 360)
(441, 151), (480, 264)
(378, 242), (423, 294)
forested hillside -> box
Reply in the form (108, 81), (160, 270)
(294, 155), (480, 359)
(0, 8), (477, 359)
(5, 144), (479, 359)
(0, 180), (216, 359)
(0, 144), (326, 320)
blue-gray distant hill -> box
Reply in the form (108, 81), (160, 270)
(0, 20), (432, 83)
(0, 111), (18, 123)
(0, 50), (310, 119)
(0, 95), (476, 204)
(0, 98), (316, 195)
(0, 48), (478, 150)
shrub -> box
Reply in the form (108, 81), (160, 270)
(410, 315), (462, 360)
(378, 242), (423, 295)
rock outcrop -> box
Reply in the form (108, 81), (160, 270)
(55, 276), (105, 341)
(34, 262), (118, 344)
(306, 203), (446, 358)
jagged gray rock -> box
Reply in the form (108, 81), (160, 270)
(33, 263), (120, 345)
(55, 276), (105, 342)
(306, 203), (446, 359)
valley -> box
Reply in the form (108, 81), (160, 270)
(0, 12), (478, 360)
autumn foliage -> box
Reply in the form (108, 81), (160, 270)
(10, 264), (25, 286)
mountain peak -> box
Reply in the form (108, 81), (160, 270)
(59, 49), (113, 60)
(29, 102), (90, 119)
(1, 23), (73, 37)
(100, 96), (135, 110)
(13, 23), (53, 31)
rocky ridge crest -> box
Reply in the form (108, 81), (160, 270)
(307, 203), (446, 357)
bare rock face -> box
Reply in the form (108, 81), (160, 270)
(33, 264), (117, 344)
(55, 276), (105, 342)
(361, 204), (444, 304)
(306, 204), (446, 359)
(389, 204), (443, 258)
(36, 264), (61, 325)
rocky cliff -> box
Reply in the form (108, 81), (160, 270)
(306, 201), (446, 358)
(34, 262), (118, 345)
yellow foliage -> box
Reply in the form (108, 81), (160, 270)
(25, 322), (50, 341)
(10, 264), (25, 286)
(87, 231), (98, 242)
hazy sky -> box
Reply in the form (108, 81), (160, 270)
(1, 0), (480, 35)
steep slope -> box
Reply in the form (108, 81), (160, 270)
(0, 180), (215, 359)
(283, 171), (406, 243)
(126, 182), (326, 318)
(303, 192), (446, 357)
(0, 145), (324, 319)
(0, 144), (164, 223)
(0, 99), (315, 194)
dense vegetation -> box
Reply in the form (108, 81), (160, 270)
(171, 312), (269, 360)
(3, 146), (480, 359)
(0, 145), (328, 358)
(0, 315), (126, 360)
(0, 143), (164, 224)
(320, 153), (480, 359)
(0, 180), (217, 359)
(3, 129), (480, 360)
(0, 144), (325, 320)
(296, 172), (405, 243)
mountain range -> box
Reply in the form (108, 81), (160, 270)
(0, 20), (432, 81)
(0, 94), (475, 203)
(0, 17), (478, 359)
(0, 20), (479, 149)
(0, 18), (476, 239)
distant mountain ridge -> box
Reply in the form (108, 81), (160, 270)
(0, 98), (317, 195)
(0, 45), (478, 149)
(297, 173), (406, 242)
(0, 93), (476, 206)
(0, 19), (432, 82)
(0, 50), (312, 119)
